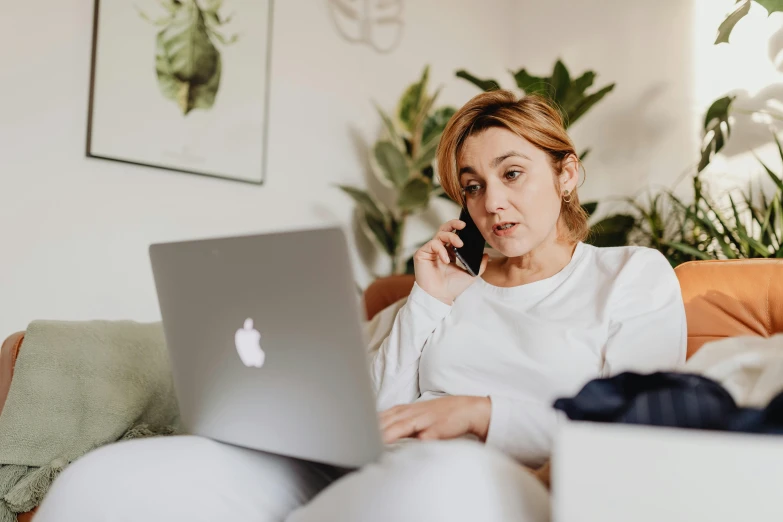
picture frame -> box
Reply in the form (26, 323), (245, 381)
(86, 0), (274, 185)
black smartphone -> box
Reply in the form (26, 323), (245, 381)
(453, 207), (486, 276)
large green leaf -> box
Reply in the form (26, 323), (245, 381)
(586, 214), (636, 247)
(699, 95), (735, 172)
(362, 211), (396, 256)
(398, 177), (431, 212)
(511, 69), (549, 97)
(155, 1), (221, 115)
(412, 137), (439, 172)
(755, 0), (783, 15)
(398, 66), (430, 133)
(581, 201), (598, 217)
(715, 0), (751, 44)
(562, 72), (596, 116)
(374, 103), (404, 150)
(568, 84), (616, 126)
(373, 141), (410, 187)
(455, 70), (501, 92)
(421, 106), (456, 147)
(550, 60), (571, 104)
(336, 185), (387, 221)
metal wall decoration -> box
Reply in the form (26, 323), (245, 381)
(327, 0), (404, 54)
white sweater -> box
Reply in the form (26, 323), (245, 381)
(367, 242), (687, 466)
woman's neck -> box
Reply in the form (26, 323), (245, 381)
(484, 238), (578, 288)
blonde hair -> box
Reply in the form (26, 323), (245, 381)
(436, 90), (589, 244)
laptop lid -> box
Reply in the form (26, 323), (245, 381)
(149, 226), (383, 468)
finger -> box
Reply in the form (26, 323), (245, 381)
(379, 405), (414, 431)
(383, 415), (424, 444)
(427, 239), (451, 265)
(439, 219), (465, 232)
(477, 253), (490, 276)
(416, 428), (441, 441)
(436, 230), (464, 249)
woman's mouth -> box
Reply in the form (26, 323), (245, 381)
(492, 222), (518, 236)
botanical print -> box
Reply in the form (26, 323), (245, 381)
(138, 0), (239, 115)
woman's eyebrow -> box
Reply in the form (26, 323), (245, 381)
(490, 151), (531, 168)
(459, 151), (531, 178)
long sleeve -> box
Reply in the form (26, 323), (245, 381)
(369, 282), (452, 411)
(601, 248), (688, 376)
(484, 248), (687, 467)
(485, 395), (563, 467)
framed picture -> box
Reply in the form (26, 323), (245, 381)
(86, 0), (274, 184)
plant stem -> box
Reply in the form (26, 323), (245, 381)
(392, 214), (409, 274)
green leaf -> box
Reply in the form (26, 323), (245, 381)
(398, 177), (431, 212)
(699, 95), (735, 172)
(155, 2), (221, 115)
(728, 194), (769, 257)
(568, 84), (616, 126)
(757, 156), (783, 192)
(715, 0), (751, 44)
(398, 66), (430, 133)
(578, 148), (591, 162)
(422, 106), (456, 148)
(511, 69), (549, 96)
(412, 137), (439, 172)
(336, 185), (387, 221)
(455, 70), (501, 91)
(561, 71), (597, 117)
(586, 214), (636, 247)
(662, 241), (713, 260)
(362, 211), (395, 256)
(373, 141), (410, 188)
(755, 0), (783, 15)
(581, 201), (598, 217)
(570, 72), (596, 97)
(550, 60), (571, 104)
(374, 102), (404, 150)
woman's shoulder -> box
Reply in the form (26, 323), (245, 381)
(580, 243), (672, 275)
(578, 243), (679, 305)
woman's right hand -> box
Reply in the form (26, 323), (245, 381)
(412, 219), (489, 305)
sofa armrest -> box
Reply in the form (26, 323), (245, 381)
(0, 331), (25, 417)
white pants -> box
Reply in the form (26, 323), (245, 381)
(35, 436), (550, 522)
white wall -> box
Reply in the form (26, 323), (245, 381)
(0, 0), (512, 335)
(507, 0), (698, 214)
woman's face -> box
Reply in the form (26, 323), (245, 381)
(457, 127), (571, 257)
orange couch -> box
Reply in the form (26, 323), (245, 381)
(2, 258), (783, 520)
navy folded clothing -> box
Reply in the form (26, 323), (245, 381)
(553, 371), (783, 435)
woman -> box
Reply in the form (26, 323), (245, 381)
(36, 90), (686, 522)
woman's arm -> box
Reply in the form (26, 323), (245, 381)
(367, 282), (452, 411)
(601, 248), (688, 375)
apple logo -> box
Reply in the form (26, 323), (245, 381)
(234, 318), (265, 368)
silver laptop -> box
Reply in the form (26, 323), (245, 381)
(149, 226), (384, 468)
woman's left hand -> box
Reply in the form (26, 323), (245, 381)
(380, 396), (492, 444)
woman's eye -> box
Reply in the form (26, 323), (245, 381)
(463, 184), (482, 196)
(505, 170), (522, 181)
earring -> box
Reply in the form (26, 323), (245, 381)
(562, 189), (572, 203)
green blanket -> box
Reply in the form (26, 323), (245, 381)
(0, 320), (180, 521)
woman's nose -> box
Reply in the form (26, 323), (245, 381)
(483, 181), (508, 213)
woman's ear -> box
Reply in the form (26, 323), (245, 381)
(560, 154), (580, 193)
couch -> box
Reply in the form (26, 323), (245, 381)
(3, 258), (783, 520)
